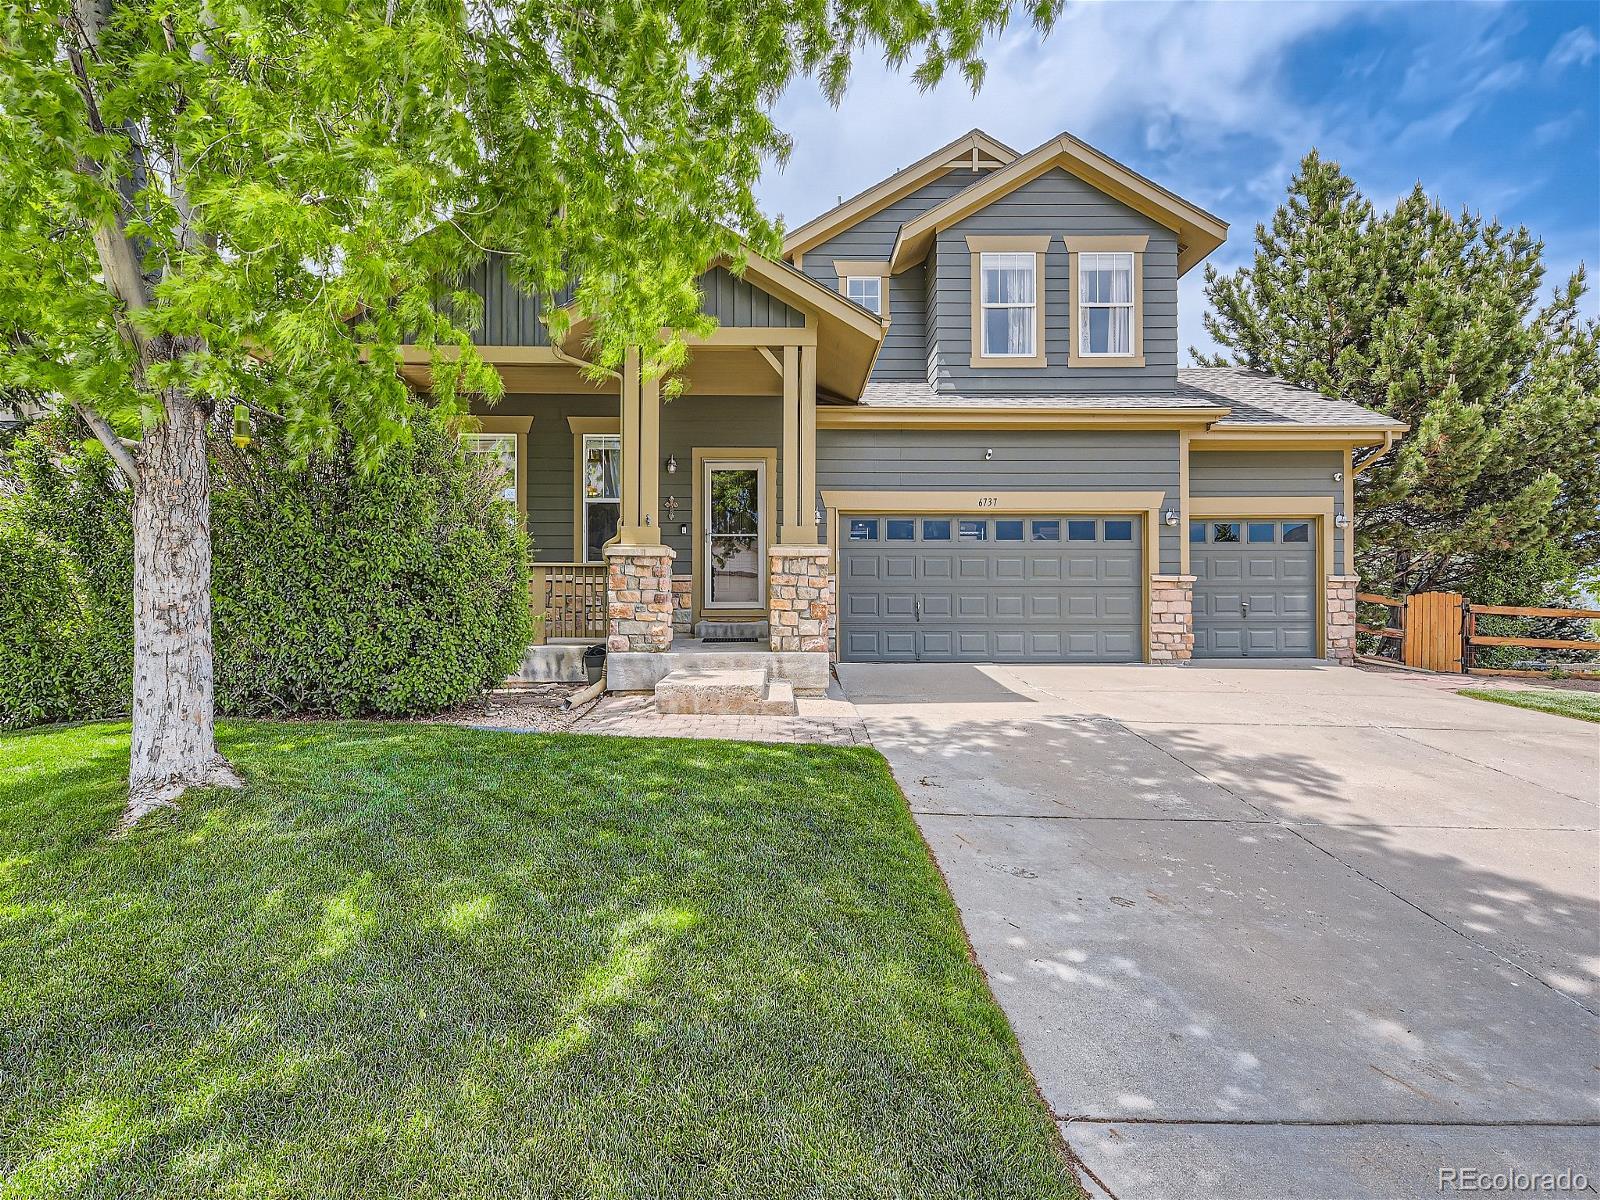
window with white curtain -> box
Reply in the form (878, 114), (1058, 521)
(844, 275), (882, 315)
(581, 433), (621, 561)
(1078, 251), (1134, 356)
(979, 252), (1037, 357)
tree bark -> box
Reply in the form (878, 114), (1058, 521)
(124, 388), (241, 824)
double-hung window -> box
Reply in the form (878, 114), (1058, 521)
(1078, 251), (1135, 357)
(581, 433), (621, 562)
(844, 275), (882, 315)
(979, 252), (1038, 358)
(461, 433), (518, 506)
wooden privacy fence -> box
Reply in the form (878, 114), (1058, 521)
(1357, 590), (1600, 677)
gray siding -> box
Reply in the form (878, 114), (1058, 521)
(817, 428), (1182, 573)
(476, 392), (784, 573)
(1189, 450), (1345, 568)
(697, 266), (803, 327)
(801, 172), (990, 385)
(443, 255), (561, 346)
(932, 168), (1179, 395)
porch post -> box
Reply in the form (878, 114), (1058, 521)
(616, 348), (662, 545)
(778, 344), (818, 546)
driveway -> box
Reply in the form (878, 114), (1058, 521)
(836, 662), (1600, 1200)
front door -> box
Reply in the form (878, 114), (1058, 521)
(703, 460), (766, 609)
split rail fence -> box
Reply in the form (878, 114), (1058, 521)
(1356, 590), (1600, 678)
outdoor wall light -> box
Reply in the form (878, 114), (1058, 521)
(984, 448), (994, 460)
(815, 507), (825, 525)
(665, 454), (677, 474)
(1335, 513), (1350, 528)
(1332, 470), (1344, 482)
(1164, 510), (1179, 527)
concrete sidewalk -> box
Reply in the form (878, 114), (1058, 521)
(838, 661), (1600, 1200)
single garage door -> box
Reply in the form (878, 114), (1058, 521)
(838, 514), (1141, 663)
(1191, 519), (1316, 657)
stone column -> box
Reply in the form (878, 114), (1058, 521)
(1326, 574), (1358, 664)
(670, 577), (693, 638)
(769, 547), (833, 654)
(604, 545), (676, 652)
(1150, 574), (1195, 663)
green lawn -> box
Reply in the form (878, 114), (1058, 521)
(1459, 686), (1600, 724)
(0, 722), (1078, 1199)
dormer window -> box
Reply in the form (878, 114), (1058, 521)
(1078, 252), (1133, 356)
(964, 235), (1049, 367)
(1065, 235), (1147, 368)
(845, 275), (882, 315)
(832, 261), (890, 320)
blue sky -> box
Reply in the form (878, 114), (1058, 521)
(755, 0), (1600, 361)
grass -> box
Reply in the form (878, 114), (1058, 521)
(1458, 686), (1600, 724)
(0, 721), (1078, 1199)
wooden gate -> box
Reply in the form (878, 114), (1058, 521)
(1402, 591), (1464, 672)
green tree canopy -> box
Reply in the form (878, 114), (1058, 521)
(1198, 151), (1600, 598)
(0, 0), (1057, 815)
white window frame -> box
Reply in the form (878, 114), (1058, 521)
(1077, 250), (1135, 358)
(978, 251), (1038, 359)
(844, 275), (882, 315)
(461, 433), (519, 505)
(581, 432), (621, 563)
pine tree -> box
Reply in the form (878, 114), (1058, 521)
(1199, 152), (1600, 599)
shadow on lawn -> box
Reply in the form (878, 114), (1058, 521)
(0, 721), (1075, 1199)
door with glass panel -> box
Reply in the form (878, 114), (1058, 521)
(702, 460), (766, 609)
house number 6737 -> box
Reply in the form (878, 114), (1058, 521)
(976, 496), (1000, 507)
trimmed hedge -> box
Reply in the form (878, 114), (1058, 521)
(0, 411), (531, 728)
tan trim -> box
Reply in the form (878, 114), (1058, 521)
(401, 344), (563, 365)
(693, 447), (778, 623)
(781, 129), (1018, 260)
(821, 487), (1164, 662)
(966, 236), (1048, 369)
(1178, 428), (1191, 575)
(459, 415), (533, 517)
(1061, 235), (1150, 253)
(832, 261), (891, 322)
(1191, 427), (1405, 451)
(617, 349), (647, 546)
(1342, 447), (1355, 575)
(1352, 429), (1397, 472)
(890, 132), (1229, 276)
(798, 345), (818, 544)
(781, 346), (800, 538)
(756, 346), (783, 377)
(721, 254), (883, 340)
(816, 406), (1227, 431)
(1067, 245), (1145, 369)
(680, 326), (817, 348)
(1189, 497), (1335, 656)
(571, 417), (622, 561)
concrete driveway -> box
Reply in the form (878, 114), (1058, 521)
(836, 662), (1600, 1200)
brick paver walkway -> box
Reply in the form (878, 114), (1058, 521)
(570, 691), (870, 746)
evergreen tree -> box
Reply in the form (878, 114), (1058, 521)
(1199, 151), (1600, 599)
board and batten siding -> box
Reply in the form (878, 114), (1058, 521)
(800, 171), (990, 385)
(474, 393), (784, 571)
(816, 428), (1182, 573)
(933, 167), (1179, 395)
(438, 262), (799, 347)
(1189, 449), (1346, 567)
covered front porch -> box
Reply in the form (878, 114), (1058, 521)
(403, 257), (884, 696)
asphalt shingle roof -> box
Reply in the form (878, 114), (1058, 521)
(851, 369), (1403, 430)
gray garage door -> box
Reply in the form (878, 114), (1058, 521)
(1192, 519), (1317, 657)
(838, 514), (1141, 662)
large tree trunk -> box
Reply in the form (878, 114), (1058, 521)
(125, 390), (240, 824)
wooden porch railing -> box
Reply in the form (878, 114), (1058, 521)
(1357, 589), (1600, 677)
(529, 561), (608, 642)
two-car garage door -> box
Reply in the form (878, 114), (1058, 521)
(838, 514), (1141, 662)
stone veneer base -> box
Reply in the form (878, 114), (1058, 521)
(1150, 574), (1196, 663)
(1326, 574), (1358, 664)
(768, 546), (834, 655)
(604, 545), (676, 653)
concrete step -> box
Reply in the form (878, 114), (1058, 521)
(654, 668), (798, 716)
(693, 619), (769, 642)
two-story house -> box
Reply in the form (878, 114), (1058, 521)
(416, 129), (1404, 706)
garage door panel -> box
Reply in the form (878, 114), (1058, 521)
(1193, 519), (1316, 659)
(840, 512), (1143, 663)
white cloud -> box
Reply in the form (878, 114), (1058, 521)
(1547, 26), (1600, 71)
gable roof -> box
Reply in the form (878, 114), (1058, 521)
(1177, 368), (1406, 430)
(780, 129), (1017, 261)
(888, 131), (1229, 276)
